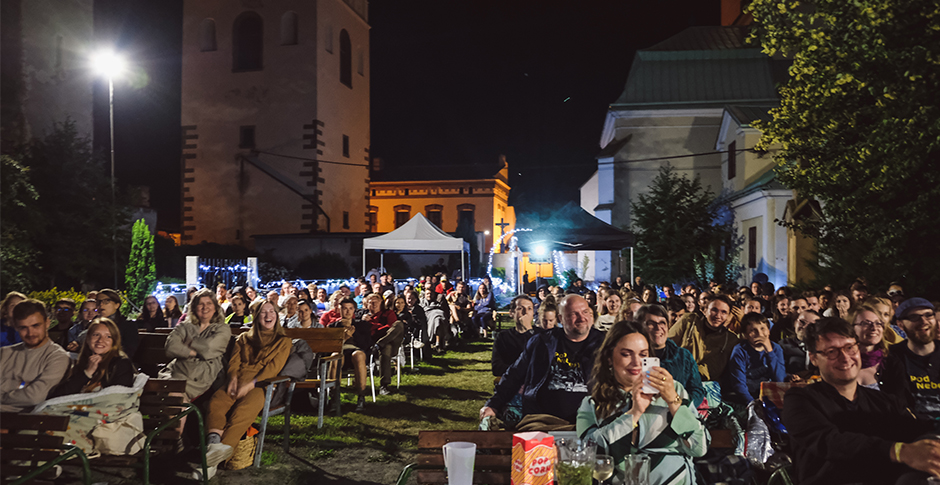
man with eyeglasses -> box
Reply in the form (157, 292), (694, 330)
(480, 294), (605, 427)
(783, 317), (940, 484)
(882, 298), (940, 421)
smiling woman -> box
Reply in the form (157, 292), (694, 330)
(52, 317), (135, 396)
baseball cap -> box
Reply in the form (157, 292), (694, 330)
(895, 297), (935, 320)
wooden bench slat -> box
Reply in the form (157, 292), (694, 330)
(139, 404), (186, 416)
(142, 379), (186, 393)
(0, 463), (60, 479)
(0, 413), (70, 431)
(416, 470), (512, 484)
(417, 431), (515, 449)
(417, 455), (511, 468)
(1, 434), (65, 449)
(140, 394), (185, 405)
(0, 449), (63, 463)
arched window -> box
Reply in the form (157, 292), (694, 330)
(232, 11), (263, 72)
(339, 29), (351, 88)
(280, 12), (297, 45)
(200, 18), (217, 52)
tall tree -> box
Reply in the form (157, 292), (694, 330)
(631, 166), (741, 288)
(0, 155), (41, 293)
(748, 0), (940, 296)
(125, 219), (156, 307)
(18, 120), (132, 289)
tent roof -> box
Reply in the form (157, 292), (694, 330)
(516, 202), (634, 252)
(363, 213), (469, 253)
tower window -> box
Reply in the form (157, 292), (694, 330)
(200, 18), (217, 52)
(727, 140), (737, 180)
(339, 29), (352, 88)
(342, 135), (349, 158)
(239, 126), (256, 149)
(280, 12), (298, 45)
(343, 211), (350, 229)
(233, 11), (263, 72)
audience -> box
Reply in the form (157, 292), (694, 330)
(0, 299), (70, 411)
(783, 317), (939, 484)
(667, 294), (741, 381)
(0, 291), (27, 347)
(51, 317), (135, 397)
(724, 312), (786, 405)
(362, 293), (402, 396)
(882, 298), (940, 421)
(481, 295), (604, 428)
(200, 300), (291, 479)
(96, 289), (140, 360)
(779, 310), (820, 379)
(137, 295), (167, 333)
(636, 304), (705, 407)
(160, 288), (232, 400)
(577, 320), (707, 484)
(492, 295), (536, 379)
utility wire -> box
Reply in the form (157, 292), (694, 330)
(253, 150), (370, 168)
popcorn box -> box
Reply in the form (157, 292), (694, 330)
(511, 431), (555, 485)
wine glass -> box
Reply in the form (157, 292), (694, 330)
(594, 454), (614, 484)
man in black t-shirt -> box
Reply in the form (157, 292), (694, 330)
(882, 298), (940, 421)
(481, 295), (604, 425)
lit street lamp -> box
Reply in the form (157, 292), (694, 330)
(92, 49), (126, 288)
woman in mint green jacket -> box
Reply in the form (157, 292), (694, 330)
(577, 321), (708, 485)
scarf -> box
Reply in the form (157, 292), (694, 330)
(860, 348), (884, 369)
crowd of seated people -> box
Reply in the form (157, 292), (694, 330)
(480, 277), (940, 484)
(2, 273), (939, 483)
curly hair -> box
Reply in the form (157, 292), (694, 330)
(181, 288), (225, 326)
(589, 320), (654, 420)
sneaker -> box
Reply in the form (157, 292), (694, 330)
(379, 385), (391, 396)
(192, 465), (217, 481)
(356, 395), (366, 411)
(205, 443), (234, 467)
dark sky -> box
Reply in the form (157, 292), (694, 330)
(95, 0), (718, 231)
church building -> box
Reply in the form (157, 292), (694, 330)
(180, 0), (370, 247)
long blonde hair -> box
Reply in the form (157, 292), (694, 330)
(589, 320), (653, 420)
(72, 318), (128, 392)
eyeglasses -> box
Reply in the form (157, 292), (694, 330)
(853, 320), (884, 329)
(903, 311), (936, 323)
(55, 308), (74, 312)
(814, 342), (860, 360)
(95, 299), (118, 305)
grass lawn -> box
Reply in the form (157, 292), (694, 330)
(257, 338), (495, 465)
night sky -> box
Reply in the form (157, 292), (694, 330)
(95, 0), (718, 232)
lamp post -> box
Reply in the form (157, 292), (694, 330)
(92, 49), (126, 288)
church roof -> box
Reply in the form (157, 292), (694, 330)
(370, 160), (506, 184)
(725, 168), (789, 202)
(611, 26), (788, 110)
(726, 104), (775, 127)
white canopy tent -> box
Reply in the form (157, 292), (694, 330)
(362, 213), (471, 278)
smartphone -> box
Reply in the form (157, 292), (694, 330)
(641, 357), (660, 394)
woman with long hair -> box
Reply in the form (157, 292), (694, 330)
(577, 320), (707, 485)
(849, 304), (889, 390)
(472, 284), (496, 338)
(66, 300), (99, 351)
(824, 290), (854, 320)
(164, 296), (183, 327)
(52, 318), (135, 396)
(137, 296), (166, 333)
(200, 300), (291, 478)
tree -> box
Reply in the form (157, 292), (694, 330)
(125, 219), (156, 308)
(748, 0), (940, 296)
(16, 120), (132, 289)
(0, 155), (41, 294)
(630, 166), (741, 288)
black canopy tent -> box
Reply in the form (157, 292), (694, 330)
(515, 202), (634, 252)
(514, 202), (634, 285)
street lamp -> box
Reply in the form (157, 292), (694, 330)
(92, 49), (126, 288)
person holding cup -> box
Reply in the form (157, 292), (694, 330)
(576, 320), (708, 485)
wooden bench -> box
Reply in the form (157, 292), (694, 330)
(284, 327), (345, 428)
(93, 379), (210, 485)
(1, 413), (91, 485)
(399, 430), (515, 485)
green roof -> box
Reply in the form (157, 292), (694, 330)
(611, 26), (787, 109)
(726, 104), (776, 127)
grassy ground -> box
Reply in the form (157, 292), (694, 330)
(217, 337), (496, 484)
(56, 337), (496, 484)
